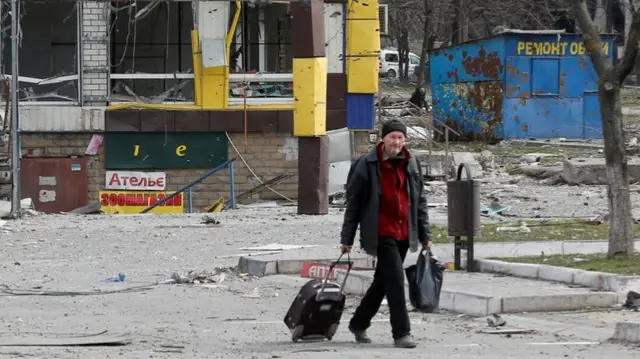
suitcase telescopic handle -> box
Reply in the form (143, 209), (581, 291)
(319, 252), (353, 298)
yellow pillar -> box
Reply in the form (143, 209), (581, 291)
(192, 0), (242, 109)
(291, 0), (327, 137)
(345, 0), (380, 94)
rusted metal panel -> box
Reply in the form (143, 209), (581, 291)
(430, 36), (505, 141)
(433, 81), (504, 141)
(429, 32), (617, 141)
(20, 158), (89, 214)
(430, 37), (505, 84)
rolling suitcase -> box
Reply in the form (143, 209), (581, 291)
(283, 253), (353, 342)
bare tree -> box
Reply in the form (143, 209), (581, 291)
(386, 0), (423, 82)
(417, 0), (435, 86)
(416, 0), (448, 86)
(384, 0), (570, 86)
(569, 0), (637, 257)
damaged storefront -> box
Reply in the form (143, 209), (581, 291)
(0, 0), (379, 214)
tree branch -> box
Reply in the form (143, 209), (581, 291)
(616, 10), (640, 82)
(569, 0), (613, 76)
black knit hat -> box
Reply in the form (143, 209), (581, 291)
(381, 119), (407, 139)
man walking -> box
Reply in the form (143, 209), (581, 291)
(340, 119), (431, 348)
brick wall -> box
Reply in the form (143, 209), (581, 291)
(9, 132), (372, 211)
(82, 1), (109, 104)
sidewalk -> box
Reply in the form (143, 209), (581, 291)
(408, 239), (640, 266)
(237, 239), (640, 276)
(236, 240), (629, 316)
(334, 269), (618, 316)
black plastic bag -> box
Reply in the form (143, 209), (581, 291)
(405, 250), (444, 313)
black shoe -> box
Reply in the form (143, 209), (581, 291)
(394, 335), (417, 348)
(349, 326), (372, 344)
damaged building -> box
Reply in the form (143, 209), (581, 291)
(0, 0), (381, 213)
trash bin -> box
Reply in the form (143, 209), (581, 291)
(446, 174), (481, 237)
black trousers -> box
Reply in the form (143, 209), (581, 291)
(349, 236), (410, 340)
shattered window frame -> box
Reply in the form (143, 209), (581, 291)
(227, 0), (293, 107)
(1, 1), (81, 105)
(108, 0), (196, 105)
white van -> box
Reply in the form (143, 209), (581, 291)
(379, 48), (422, 79)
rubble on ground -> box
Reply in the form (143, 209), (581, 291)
(334, 94), (640, 220)
(0, 198), (40, 219)
(165, 267), (244, 284)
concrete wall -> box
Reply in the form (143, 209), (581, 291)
(7, 132), (371, 209)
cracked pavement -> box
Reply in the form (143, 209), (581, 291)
(0, 210), (637, 358)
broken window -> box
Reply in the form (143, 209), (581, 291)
(229, 2), (293, 105)
(1, 1), (79, 103)
(109, 1), (194, 103)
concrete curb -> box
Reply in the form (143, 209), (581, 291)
(334, 270), (619, 317)
(237, 256), (376, 277)
(472, 259), (640, 295)
(613, 322), (640, 343)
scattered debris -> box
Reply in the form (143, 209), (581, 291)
(239, 243), (320, 252)
(0, 335), (131, 347)
(481, 199), (511, 216)
(623, 290), (640, 310)
(486, 313), (506, 327)
(0, 220), (9, 234)
(168, 269), (228, 284)
(0, 330), (130, 347)
(0, 198), (39, 218)
(202, 215), (221, 226)
(242, 288), (261, 298)
(64, 202), (103, 215)
(0, 283), (155, 296)
(207, 197), (225, 212)
(496, 223), (531, 233)
(479, 328), (537, 335)
(103, 273), (126, 282)
(154, 344), (185, 353)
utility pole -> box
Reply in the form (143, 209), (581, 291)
(10, 0), (20, 217)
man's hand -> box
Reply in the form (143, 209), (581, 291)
(340, 244), (352, 254)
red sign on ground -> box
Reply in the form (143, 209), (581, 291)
(300, 262), (368, 280)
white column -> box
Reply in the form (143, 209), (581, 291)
(81, 1), (109, 105)
(198, 1), (229, 67)
(324, 3), (345, 73)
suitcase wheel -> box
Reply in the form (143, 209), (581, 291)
(326, 323), (338, 341)
(291, 325), (304, 342)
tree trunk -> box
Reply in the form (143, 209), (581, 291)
(622, 0), (633, 46)
(417, 37), (429, 86)
(418, 0), (431, 87)
(398, 29), (410, 82)
(600, 75), (635, 256)
(593, 0), (608, 32)
(570, 0), (637, 258)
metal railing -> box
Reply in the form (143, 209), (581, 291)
(141, 158), (237, 214)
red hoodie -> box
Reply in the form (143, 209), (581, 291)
(376, 143), (410, 241)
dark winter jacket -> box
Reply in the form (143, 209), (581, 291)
(339, 146), (431, 256)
